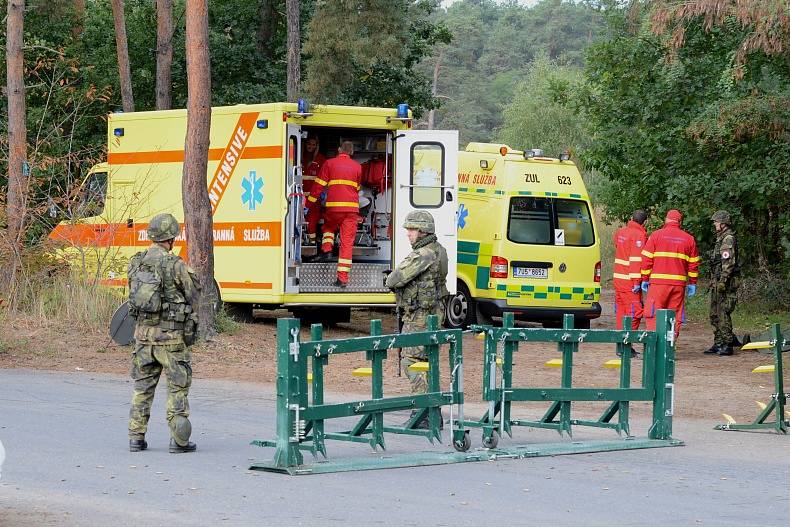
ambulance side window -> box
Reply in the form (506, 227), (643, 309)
(410, 142), (444, 208)
(556, 199), (595, 247)
(508, 197), (552, 245)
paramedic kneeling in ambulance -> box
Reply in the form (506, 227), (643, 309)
(307, 141), (362, 286)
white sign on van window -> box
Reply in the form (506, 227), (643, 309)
(554, 229), (565, 246)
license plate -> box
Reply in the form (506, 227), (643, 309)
(513, 267), (548, 279)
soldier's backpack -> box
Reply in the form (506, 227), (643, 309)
(127, 250), (164, 317)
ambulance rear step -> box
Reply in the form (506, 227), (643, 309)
(300, 262), (390, 293)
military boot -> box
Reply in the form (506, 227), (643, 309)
(129, 438), (148, 452)
(169, 438), (197, 453)
(704, 344), (720, 355)
(717, 345), (734, 356)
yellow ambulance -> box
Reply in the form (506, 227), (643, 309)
(445, 143), (601, 329)
(49, 102), (459, 323)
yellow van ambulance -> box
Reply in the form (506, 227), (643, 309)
(445, 143), (601, 329)
(49, 102), (459, 323)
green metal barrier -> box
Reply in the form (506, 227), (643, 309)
(715, 323), (788, 434)
(250, 315), (469, 474)
(462, 309), (680, 449)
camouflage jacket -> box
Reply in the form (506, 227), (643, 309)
(385, 234), (449, 323)
(710, 227), (739, 282)
(129, 244), (201, 345)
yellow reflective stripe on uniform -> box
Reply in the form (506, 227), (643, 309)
(337, 265), (351, 272)
(653, 251), (691, 261)
(322, 233), (335, 241)
(325, 201), (359, 208)
(641, 269), (652, 275)
(688, 272), (699, 278)
(314, 178), (328, 186)
(629, 273), (641, 278)
(613, 273), (631, 280)
(641, 250), (654, 258)
(303, 175), (316, 181)
(328, 179), (359, 187)
(650, 273), (688, 281)
(307, 195), (318, 203)
(614, 258), (629, 266)
(689, 256), (700, 263)
(338, 258), (352, 264)
(629, 256), (642, 262)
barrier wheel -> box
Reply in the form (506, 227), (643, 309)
(453, 431), (471, 452)
(482, 430), (499, 449)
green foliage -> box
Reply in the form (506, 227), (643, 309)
(303, 0), (450, 115)
(428, 0), (607, 143)
(497, 56), (589, 159)
(581, 4), (790, 270)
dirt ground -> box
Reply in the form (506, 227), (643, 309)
(0, 291), (784, 426)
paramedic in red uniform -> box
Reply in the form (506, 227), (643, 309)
(640, 209), (700, 339)
(301, 135), (327, 246)
(307, 141), (362, 286)
(613, 210), (648, 330)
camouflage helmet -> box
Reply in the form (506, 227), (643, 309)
(402, 210), (435, 234)
(147, 213), (180, 241)
(711, 210), (731, 225)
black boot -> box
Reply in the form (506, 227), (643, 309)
(129, 438), (147, 452)
(704, 344), (720, 354)
(169, 438), (197, 453)
(717, 345), (734, 356)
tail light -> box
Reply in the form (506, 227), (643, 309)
(594, 261), (601, 283)
(490, 256), (509, 278)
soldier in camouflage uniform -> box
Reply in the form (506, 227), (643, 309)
(705, 210), (740, 356)
(127, 213), (201, 453)
(385, 211), (449, 399)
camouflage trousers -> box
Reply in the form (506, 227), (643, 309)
(710, 282), (738, 347)
(128, 342), (192, 446)
(400, 309), (444, 394)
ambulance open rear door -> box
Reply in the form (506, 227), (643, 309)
(284, 124), (302, 293)
(394, 130), (458, 296)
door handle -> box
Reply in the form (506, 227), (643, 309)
(446, 190), (453, 202)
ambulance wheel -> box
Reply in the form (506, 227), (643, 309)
(223, 302), (255, 323)
(445, 282), (475, 329)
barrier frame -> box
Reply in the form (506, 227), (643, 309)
(461, 309), (678, 447)
(715, 323), (788, 434)
(251, 315), (468, 474)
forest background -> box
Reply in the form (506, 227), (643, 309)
(0, 0), (787, 327)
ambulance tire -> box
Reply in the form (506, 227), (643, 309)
(223, 302), (255, 323)
(445, 282), (476, 329)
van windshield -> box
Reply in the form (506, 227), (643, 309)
(507, 197), (594, 247)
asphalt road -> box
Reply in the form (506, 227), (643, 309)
(1, 368), (788, 526)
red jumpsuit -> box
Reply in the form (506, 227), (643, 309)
(308, 153), (362, 284)
(640, 220), (699, 339)
(302, 152), (327, 244)
(613, 220), (647, 329)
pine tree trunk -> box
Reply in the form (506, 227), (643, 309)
(72, 0), (85, 39)
(155, 0), (173, 110)
(183, 0), (217, 339)
(4, 0), (28, 297)
(286, 0), (300, 101)
(427, 49), (443, 130)
(257, 0), (276, 59)
(111, 0), (135, 112)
